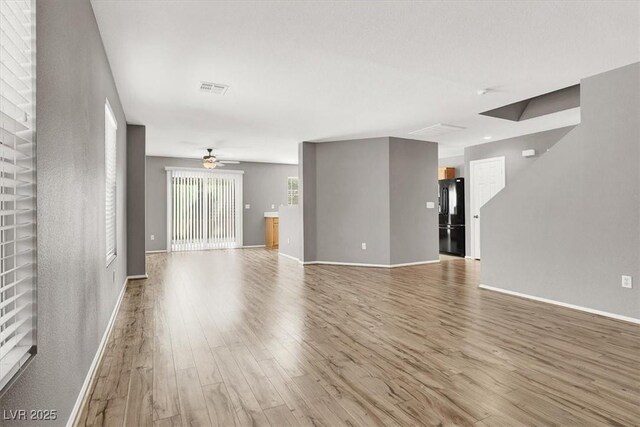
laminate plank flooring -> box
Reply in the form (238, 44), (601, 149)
(77, 249), (640, 426)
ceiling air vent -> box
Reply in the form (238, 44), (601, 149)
(408, 123), (465, 138)
(200, 81), (229, 95)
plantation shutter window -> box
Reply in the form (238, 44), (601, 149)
(166, 168), (243, 252)
(0, 0), (37, 390)
(287, 177), (298, 205)
(105, 101), (117, 264)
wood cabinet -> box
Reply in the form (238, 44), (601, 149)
(438, 167), (456, 180)
(265, 217), (279, 249)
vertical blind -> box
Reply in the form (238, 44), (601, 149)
(105, 101), (117, 264)
(167, 168), (243, 252)
(0, 0), (36, 390)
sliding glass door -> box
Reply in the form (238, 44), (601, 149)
(167, 168), (243, 251)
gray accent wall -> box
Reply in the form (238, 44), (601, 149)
(278, 206), (300, 260)
(389, 138), (439, 265)
(127, 125), (146, 276)
(481, 63), (640, 320)
(301, 137), (439, 266)
(315, 137), (391, 265)
(464, 126), (575, 254)
(145, 156), (298, 250)
(300, 143), (317, 261)
(0, 0), (129, 424)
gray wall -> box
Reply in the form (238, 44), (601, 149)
(464, 126), (575, 254)
(438, 155), (465, 178)
(0, 0), (129, 424)
(278, 206), (300, 260)
(301, 137), (439, 266)
(315, 137), (391, 265)
(389, 138), (439, 264)
(145, 156), (298, 250)
(300, 143), (317, 261)
(481, 63), (640, 320)
(127, 125), (146, 276)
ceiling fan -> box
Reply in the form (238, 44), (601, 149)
(202, 148), (240, 169)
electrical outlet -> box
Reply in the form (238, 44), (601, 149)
(622, 275), (633, 289)
(150, 234), (155, 241)
(361, 243), (367, 250)
(426, 201), (435, 209)
(271, 204), (275, 209)
(245, 204), (250, 209)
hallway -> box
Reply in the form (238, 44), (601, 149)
(78, 249), (640, 426)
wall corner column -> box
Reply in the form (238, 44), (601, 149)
(126, 124), (147, 277)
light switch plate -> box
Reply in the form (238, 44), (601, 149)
(622, 275), (633, 288)
(361, 243), (367, 250)
(150, 235), (155, 241)
(426, 202), (435, 209)
(245, 204), (250, 209)
(271, 204), (275, 209)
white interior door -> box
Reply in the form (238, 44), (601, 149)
(470, 157), (505, 259)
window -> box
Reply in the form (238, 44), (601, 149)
(105, 101), (117, 264)
(0, 0), (37, 390)
(287, 177), (299, 205)
(167, 168), (243, 251)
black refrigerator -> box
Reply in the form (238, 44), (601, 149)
(439, 178), (465, 257)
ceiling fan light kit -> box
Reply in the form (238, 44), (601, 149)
(203, 148), (217, 169)
(202, 148), (240, 168)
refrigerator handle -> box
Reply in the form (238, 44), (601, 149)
(443, 188), (449, 215)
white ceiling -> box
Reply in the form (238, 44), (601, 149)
(91, 1), (639, 163)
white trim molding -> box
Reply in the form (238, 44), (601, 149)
(67, 278), (129, 426)
(301, 259), (440, 268)
(145, 249), (167, 254)
(242, 245), (266, 249)
(479, 284), (640, 325)
(128, 274), (148, 280)
(278, 252), (300, 262)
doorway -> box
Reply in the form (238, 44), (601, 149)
(166, 168), (243, 251)
(469, 156), (505, 259)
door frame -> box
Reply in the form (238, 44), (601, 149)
(469, 156), (505, 259)
(165, 167), (244, 252)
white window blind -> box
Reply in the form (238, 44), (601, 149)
(105, 101), (117, 264)
(166, 168), (243, 252)
(287, 177), (298, 205)
(0, 0), (36, 391)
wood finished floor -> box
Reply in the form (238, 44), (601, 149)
(77, 249), (640, 427)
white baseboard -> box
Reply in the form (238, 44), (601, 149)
(479, 284), (640, 325)
(464, 256), (477, 260)
(301, 259), (440, 268)
(128, 274), (148, 280)
(145, 249), (167, 254)
(242, 245), (266, 248)
(67, 277), (128, 427)
(278, 252), (300, 262)
(391, 260), (440, 268)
